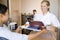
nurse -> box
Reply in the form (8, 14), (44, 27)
(34, 0), (60, 32)
(34, 0), (60, 40)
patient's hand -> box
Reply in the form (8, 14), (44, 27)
(24, 22), (29, 28)
(15, 26), (21, 33)
(24, 24), (29, 27)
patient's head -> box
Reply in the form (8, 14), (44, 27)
(33, 9), (37, 15)
(0, 4), (8, 25)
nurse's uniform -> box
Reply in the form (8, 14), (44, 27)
(33, 12), (60, 40)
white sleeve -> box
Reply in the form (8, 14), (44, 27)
(33, 14), (36, 21)
(9, 32), (28, 40)
(33, 14), (39, 21)
(51, 15), (60, 28)
(22, 34), (28, 40)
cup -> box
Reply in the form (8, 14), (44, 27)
(9, 22), (18, 30)
(46, 25), (52, 30)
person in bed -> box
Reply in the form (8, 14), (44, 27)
(0, 4), (46, 40)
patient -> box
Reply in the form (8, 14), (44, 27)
(0, 4), (46, 40)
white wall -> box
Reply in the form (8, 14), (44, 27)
(58, 0), (60, 22)
(49, 0), (58, 17)
(21, 0), (43, 14)
(19, 0), (21, 13)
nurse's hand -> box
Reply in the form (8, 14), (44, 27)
(41, 26), (48, 34)
(42, 29), (48, 34)
(50, 26), (58, 32)
(41, 26), (46, 30)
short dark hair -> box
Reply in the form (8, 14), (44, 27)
(0, 4), (8, 15)
(33, 9), (37, 12)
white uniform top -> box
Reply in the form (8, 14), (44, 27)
(0, 25), (28, 40)
(34, 12), (60, 28)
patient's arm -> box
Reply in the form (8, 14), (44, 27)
(28, 29), (47, 40)
(15, 27), (22, 33)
